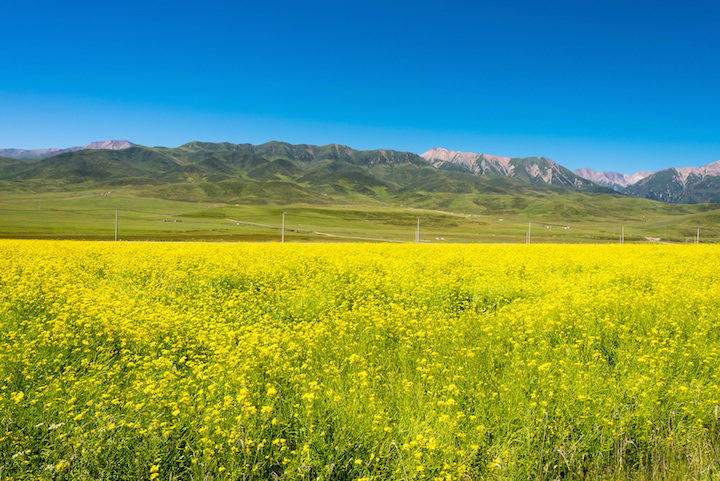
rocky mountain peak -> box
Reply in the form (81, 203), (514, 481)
(83, 140), (135, 150)
(421, 147), (598, 190)
(574, 168), (653, 191)
(0, 140), (135, 160)
(420, 148), (512, 173)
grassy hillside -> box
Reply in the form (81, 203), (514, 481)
(625, 168), (720, 204)
(0, 142), (607, 199)
(1, 141), (719, 243)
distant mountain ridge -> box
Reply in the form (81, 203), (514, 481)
(572, 160), (720, 203)
(0, 140), (135, 160)
(0, 141), (603, 209)
(574, 168), (653, 191)
(181, 141), (426, 166)
(3, 139), (720, 204)
(421, 148), (513, 174)
(623, 160), (720, 203)
(420, 148), (604, 191)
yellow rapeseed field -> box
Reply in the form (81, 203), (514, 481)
(1, 240), (719, 480)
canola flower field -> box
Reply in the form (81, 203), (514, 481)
(1, 240), (719, 480)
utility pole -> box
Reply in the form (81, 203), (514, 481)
(115, 209), (118, 242)
(697, 228), (700, 245)
(621, 226), (624, 245)
(527, 222), (531, 244)
(282, 212), (286, 243)
(416, 218), (420, 244)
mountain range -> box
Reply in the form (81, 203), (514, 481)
(0, 141), (613, 211)
(1, 140), (720, 204)
(421, 148), (599, 190)
(622, 160), (720, 203)
(0, 140), (135, 160)
(572, 162), (720, 204)
(572, 168), (653, 191)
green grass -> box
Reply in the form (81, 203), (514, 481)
(0, 188), (718, 244)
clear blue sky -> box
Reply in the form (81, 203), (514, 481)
(2, 0), (719, 173)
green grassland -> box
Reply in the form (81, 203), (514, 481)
(0, 187), (717, 244)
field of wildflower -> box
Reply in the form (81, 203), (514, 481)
(1, 240), (719, 480)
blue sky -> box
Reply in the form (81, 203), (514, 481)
(2, 0), (719, 173)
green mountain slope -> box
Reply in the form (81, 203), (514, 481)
(0, 141), (584, 200)
(3, 147), (182, 183)
(7, 141), (719, 206)
(509, 157), (602, 191)
(625, 164), (720, 204)
(5, 140), (715, 218)
(420, 148), (611, 193)
(180, 141), (428, 167)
